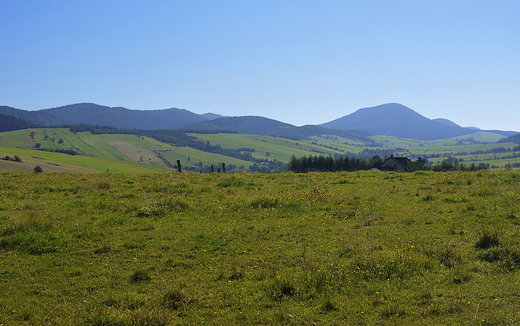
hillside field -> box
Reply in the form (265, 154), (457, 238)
(0, 146), (172, 174)
(1, 171), (520, 325)
(0, 129), (254, 172)
(1, 128), (520, 173)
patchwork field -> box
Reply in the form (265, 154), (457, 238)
(1, 170), (520, 325)
(0, 147), (172, 173)
(1, 128), (520, 173)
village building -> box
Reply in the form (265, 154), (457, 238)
(378, 155), (409, 172)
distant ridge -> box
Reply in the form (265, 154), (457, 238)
(320, 103), (480, 140)
(201, 113), (225, 120)
(432, 118), (461, 128)
(0, 103), (208, 130)
(183, 116), (294, 135)
(270, 125), (373, 143)
(1, 102), (516, 140)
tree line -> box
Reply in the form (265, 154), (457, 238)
(288, 154), (427, 173)
(288, 153), (491, 173)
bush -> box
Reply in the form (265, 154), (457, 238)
(34, 166), (43, 173)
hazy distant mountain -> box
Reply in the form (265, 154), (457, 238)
(201, 113), (225, 120)
(2, 102), (516, 140)
(432, 118), (461, 128)
(270, 125), (373, 143)
(0, 103), (208, 130)
(320, 103), (479, 140)
(183, 116), (294, 135)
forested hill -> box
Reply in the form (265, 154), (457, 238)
(320, 103), (478, 140)
(0, 103), (208, 130)
(2, 102), (516, 140)
(0, 114), (41, 132)
(270, 125), (374, 143)
(498, 133), (520, 144)
(182, 116), (295, 135)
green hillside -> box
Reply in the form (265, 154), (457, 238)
(0, 128), (256, 173)
(190, 133), (350, 162)
(0, 146), (170, 173)
(373, 131), (507, 148)
(1, 127), (520, 173)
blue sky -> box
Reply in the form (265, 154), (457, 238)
(1, 1), (519, 131)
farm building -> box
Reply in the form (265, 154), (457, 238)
(379, 155), (409, 172)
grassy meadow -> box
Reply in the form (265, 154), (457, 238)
(1, 170), (520, 325)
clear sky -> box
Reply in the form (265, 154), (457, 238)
(1, 1), (519, 131)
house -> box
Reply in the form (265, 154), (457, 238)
(379, 155), (409, 172)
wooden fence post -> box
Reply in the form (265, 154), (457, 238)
(222, 163), (226, 173)
(176, 160), (181, 173)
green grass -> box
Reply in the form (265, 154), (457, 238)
(190, 133), (348, 161)
(1, 128), (519, 173)
(0, 147), (173, 173)
(373, 132), (508, 148)
(1, 170), (520, 324)
(161, 146), (254, 170)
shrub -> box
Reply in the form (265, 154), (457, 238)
(34, 166), (43, 173)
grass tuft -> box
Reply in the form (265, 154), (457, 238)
(475, 230), (500, 249)
(130, 269), (151, 283)
(162, 289), (192, 310)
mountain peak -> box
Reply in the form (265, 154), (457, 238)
(320, 103), (474, 140)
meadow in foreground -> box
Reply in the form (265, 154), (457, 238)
(1, 170), (520, 325)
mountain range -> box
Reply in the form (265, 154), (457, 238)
(320, 103), (514, 140)
(0, 102), (517, 141)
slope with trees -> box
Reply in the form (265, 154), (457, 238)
(0, 103), (208, 129)
(0, 114), (41, 132)
(269, 125), (374, 143)
(182, 116), (295, 135)
(497, 133), (520, 144)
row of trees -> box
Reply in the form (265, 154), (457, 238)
(288, 154), (491, 173)
(289, 154), (373, 173)
(288, 154), (429, 173)
(432, 160), (489, 172)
